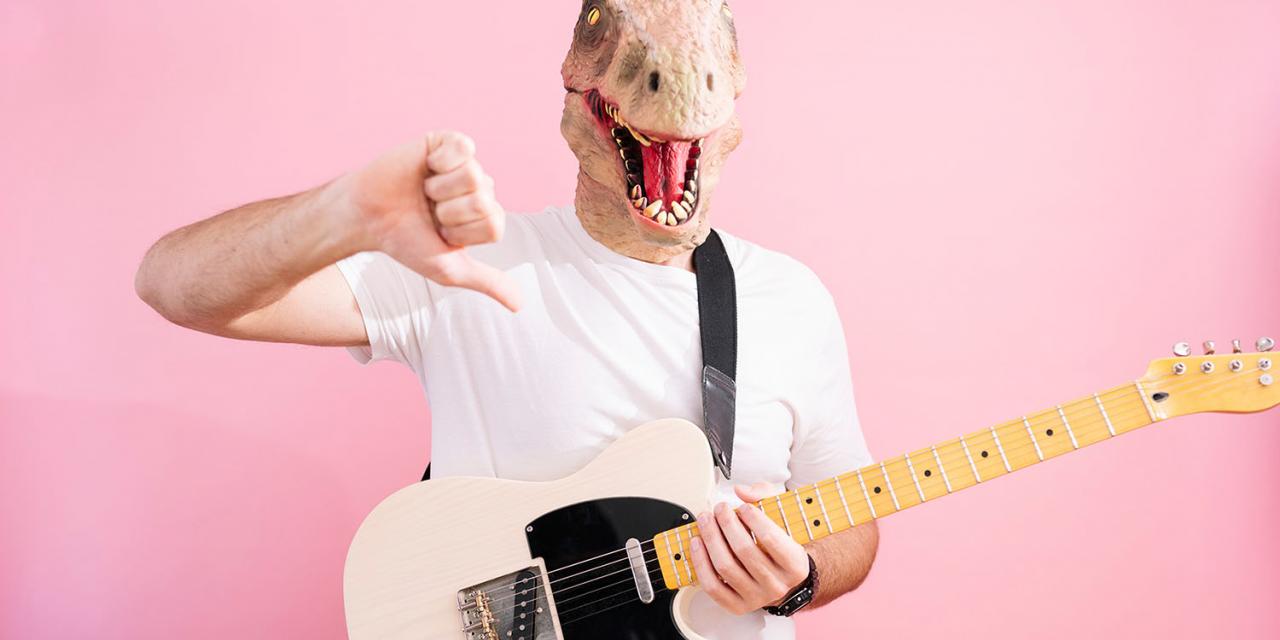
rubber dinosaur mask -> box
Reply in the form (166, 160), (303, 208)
(561, 0), (746, 264)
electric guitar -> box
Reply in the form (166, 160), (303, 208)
(344, 339), (1278, 639)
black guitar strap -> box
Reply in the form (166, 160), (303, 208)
(692, 229), (738, 479)
(422, 229), (738, 482)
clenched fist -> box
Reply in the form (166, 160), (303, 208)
(335, 131), (521, 311)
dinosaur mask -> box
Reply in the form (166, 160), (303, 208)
(560, 0), (746, 264)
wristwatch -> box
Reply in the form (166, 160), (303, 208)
(764, 554), (818, 617)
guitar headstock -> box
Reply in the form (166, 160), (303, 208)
(1140, 337), (1277, 418)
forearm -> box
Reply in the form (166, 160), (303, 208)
(135, 178), (363, 331)
(805, 521), (878, 608)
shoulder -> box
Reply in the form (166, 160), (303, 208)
(715, 229), (836, 309)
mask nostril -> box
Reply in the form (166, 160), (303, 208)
(706, 73), (714, 91)
(648, 71), (660, 92)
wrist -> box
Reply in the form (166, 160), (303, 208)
(308, 174), (379, 257)
(764, 554), (818, 617)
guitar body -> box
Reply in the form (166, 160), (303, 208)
(344, 418), (717, 640)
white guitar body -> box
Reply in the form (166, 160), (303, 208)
(344, 418), (716, 640)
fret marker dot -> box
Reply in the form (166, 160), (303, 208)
(980, 450), (989, 458)
(873, 486), (882, 494)
(805, 497), (813, 504)
(813, 519), (821, 527)
(674, 553), (682, 561)
(923, 469), (932, 477)
(1045, 429), (1055, 436)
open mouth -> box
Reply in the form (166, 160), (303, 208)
(584, 90), (701, 228)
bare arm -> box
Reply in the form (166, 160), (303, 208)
(135, 132), (520, 344)
(806, 521), (878, 608)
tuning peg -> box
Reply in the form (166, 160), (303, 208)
(1173, 342), (1192, 357)
(1203, 340), (1216, 355)
(1259, 337), (1275, 352)
(1232, 339), (1243, 354)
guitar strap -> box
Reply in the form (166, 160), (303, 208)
(692, 229), (738, 479)
(421, 229), (738, 482)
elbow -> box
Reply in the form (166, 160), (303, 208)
(134, 248), (193, 328)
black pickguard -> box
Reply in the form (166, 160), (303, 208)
(525, 497), (692, 639)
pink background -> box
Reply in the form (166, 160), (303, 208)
(3, 1), (1279, 638)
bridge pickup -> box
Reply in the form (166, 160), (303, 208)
(457, 566), (554, 640)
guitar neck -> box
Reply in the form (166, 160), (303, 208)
(653, 379), (1168, 590)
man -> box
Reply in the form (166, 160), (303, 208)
(135, 1), (878, 637)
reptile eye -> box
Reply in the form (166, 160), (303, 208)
(586, 6), (601, 26)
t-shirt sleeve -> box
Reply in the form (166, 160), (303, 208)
(334, 251), (435, 372)
(786, 292), (874, 489)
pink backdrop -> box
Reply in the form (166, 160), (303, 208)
(3, 1), (1279, 638)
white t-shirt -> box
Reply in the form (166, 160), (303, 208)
(337, 205), (871, 640)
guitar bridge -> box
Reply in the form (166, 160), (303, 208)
(457, 567), (554, 640)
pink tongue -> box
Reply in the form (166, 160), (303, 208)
(640, 141), (693, 208)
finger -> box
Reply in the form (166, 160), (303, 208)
(689, 536), (746, 614)
(439, 216), (504, 247)
(425, 131), (476, 174)
(434, 191), (502, 228)
(423, 159), (488, 202)
(718, 503), (782, 584)
(430, 253), (523, 312)
(737, 503), (806, 574)
(733, 482), (776, 503)
(697, 509), (753, 593)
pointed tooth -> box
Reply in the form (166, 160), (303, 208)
(671, 200), (689, 221)
(631, 185), (641, 199)
(666, 214), (679, 226)
(644, 199), (663, 218)
(656, 211), (669, 225)
(624, 159), (641, 172)
(625, 124), (652, 146)
(683, 190), (695, 203)
(632, 198), (645, 209)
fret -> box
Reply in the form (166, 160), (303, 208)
(1061, 399), (1110, 448)
(905, 449), (948, 500)
(1022, 416), (1045, 461)
(963, 429), (1009, 480)
(793, 491), (815, 542)
(1104, 386), (1153, 434)
(1055, 405), (1080, 449)
(813, 483), (834, 534)
(660, 530), (680, 588)
(1027, 409), (1074, 458)
(930, 445), (954, 493)
(773, 495), (793, 538)
(989, 426), (1013, 472)
(992, 420), (1039, 469)
(833, 476), (856, 528)
(1094, 393), (1116, 437)
(958, 435), (983, 482)
(903, 454), (927, 502)
(854, 468), (879, 518)
(878, 462), (902, 510)
(1134, 381), (1160, 422)
(675, 527), (692, 585)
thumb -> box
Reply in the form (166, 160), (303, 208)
(433, 252), (523, 313)
(734, 482), (776, 504)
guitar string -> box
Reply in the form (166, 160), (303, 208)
(520, 366), (1268, 625)
(475, 367), (1267, 620)
(476, 367), (1263, 622)
(476, 378), (1162, 600)
(484, 366), (1243, 599)
(471, 367), (1267, 622)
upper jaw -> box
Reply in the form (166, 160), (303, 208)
(581, 89), (711, 229)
